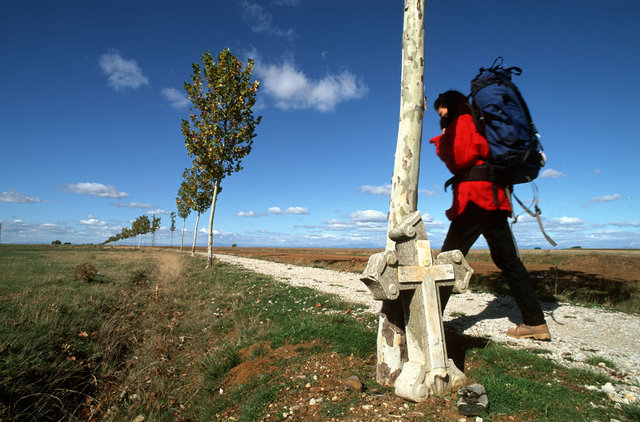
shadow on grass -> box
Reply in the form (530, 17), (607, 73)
(473, 268), (639, 313)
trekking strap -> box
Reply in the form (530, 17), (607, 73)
(507, 186), (557, 247)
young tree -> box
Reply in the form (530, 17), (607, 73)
(176, 184), (192, 252)
(170, 212), (176, 248)
(182, 49), (261, 268)
(180, 167), (222, 257)
(151, 215), (161, 247)
(132, 215), (151, 248)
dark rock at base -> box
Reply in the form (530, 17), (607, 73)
(456, 383), (489, 416)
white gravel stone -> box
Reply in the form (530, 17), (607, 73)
(211, 253), (640, 395)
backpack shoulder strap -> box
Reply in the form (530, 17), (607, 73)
(510, 187), (557, 247)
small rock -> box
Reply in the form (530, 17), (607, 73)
(343, 375), (363, 392)
(457, 384), (489, 416)
(602, 382), (616, 394)
(362, 404), (372, 411)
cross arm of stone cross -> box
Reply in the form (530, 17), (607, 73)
(360, 211), (473, 402)
(360, 211), (472, 301)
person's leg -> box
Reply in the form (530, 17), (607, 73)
(439, 203), (483, 311)
(481, 210), (546, 327)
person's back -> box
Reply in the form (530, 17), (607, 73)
(429, 90), (550, 341)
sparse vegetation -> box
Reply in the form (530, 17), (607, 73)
(1, 245), (637, 421)
(74, 262), (98, 282)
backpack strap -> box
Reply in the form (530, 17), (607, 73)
(444, 163), (503, 208)
(444, 163), (493, 191)
(509, 186), (557, 247)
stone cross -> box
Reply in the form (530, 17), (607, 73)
(361, 211), (473, 402)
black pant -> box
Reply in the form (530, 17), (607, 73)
(439, 202), (546, 326)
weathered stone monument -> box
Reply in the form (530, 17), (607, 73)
(359, 0), (474, 402)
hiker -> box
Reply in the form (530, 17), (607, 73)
(429, 90), (550, 341)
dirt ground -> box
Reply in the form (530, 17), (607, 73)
(204, 247), (640, 284)
(186, 247), (639, 420)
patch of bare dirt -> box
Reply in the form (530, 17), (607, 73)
(216, 338), (530, 421)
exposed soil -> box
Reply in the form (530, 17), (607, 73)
(216, 338), (509, 421)
(206, 247), (640, 284)
(182, 247), (640, 420)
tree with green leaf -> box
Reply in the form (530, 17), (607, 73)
(176, 184), (192, 252)
(150, 215), (161, 247)
(169, 212), (176, 248)
(131, 215), (151, 248)
(180, 167), (223, 256)
(182, 49), (261, 268)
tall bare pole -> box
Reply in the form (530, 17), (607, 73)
(377, 0), (426, 386)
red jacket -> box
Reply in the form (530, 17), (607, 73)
(430, 113), (511, 220)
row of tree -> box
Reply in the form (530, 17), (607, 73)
(101, 49), (260, 264)
(103, 214), (161, 247)
(175, 49), (261, 267)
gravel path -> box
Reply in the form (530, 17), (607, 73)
(212, 253), (640, 403)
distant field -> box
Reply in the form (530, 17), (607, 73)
(199, 246), (640, 280)
(194, 246), (640, 312)
(2, 244), (639, 421)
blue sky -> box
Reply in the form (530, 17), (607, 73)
(1, 0), (639, 249)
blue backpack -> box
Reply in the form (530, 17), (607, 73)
(468, 57), (545, 186)
(458, 58), (556, 246)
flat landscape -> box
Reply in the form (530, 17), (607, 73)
(2, 245), (639, 421)
(205, 247), (640, 310)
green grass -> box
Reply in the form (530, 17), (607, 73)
(466, 343), (638, 421)
(585, 355), (617, 369)
(1, 245), (637, 421)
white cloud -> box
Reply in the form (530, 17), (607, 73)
(237, 211), (264, 217)
(239, 0), (295, 39)
(418, 188), (437, 197)
(349, 210), (387, 222)
(0, 190), (42, 203)
(146, 209), (170, 216)
(274, 0), (302, 6)
(161, 87), (189, 109)
(79, 215), (107, 226)
(590, 194), (622, 204)
(99, 50), (149, 91)
(254, 58), (367, 112)
(111, 202), (155, 208)
(610, 220), (640, 227)
(550, 216), (584, 225)
(540, 168), (566, 178)
(269, 206), (309, 215)
(360, 184), (392, 195)
(62, 182), (128, 198)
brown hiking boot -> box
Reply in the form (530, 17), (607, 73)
(507, 323), (551, 341)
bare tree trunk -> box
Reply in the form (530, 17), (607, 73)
(191, 212), (200, 257)
(378, 0), (426, 386)
(206, 179), (221, 268)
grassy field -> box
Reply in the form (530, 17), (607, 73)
(1, 245), (638, 421)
